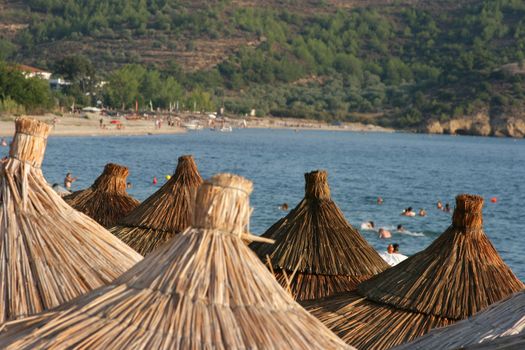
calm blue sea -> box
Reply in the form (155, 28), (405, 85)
(2, 129), (524, 280)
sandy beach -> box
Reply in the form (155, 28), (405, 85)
(0, 114), (186, 137)
(0, 113), (393, 137)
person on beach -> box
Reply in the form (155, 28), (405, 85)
(419, 208), (427, 216)
(437, 200), (443, 210)
(64, 172), (78, 191)
(379, 228), (391, 239)
(361, 221), (375, 230)
(99, 118), (104, 128)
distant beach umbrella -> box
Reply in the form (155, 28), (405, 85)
(303, 194), (524, 350)
(392, 291), (525, 350)
(64, 163), (140, 228)
(110, 155), (203, 255)
(250, 170), (389, 301)
(0, 118), (142, 324)
(0, 174), (354, 350)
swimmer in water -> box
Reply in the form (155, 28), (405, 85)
(444, 203), (451, 213)
(377, 197), (383, 205)
(402, 207), (416, 217)
(279, 203), (289, 211)
(0, 138), (7, 147)
(419, 208), (427, 216)
(396, 224), (405, 232)
(379, 228), (392, 239)
(361, 221), (375, 230)
(437, 200), (443, 210)
(64, 172), (78, 191)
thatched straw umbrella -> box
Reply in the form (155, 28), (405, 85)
(0, 118), (142, 324)
(64, 163), (140, 227)
(0, 173), (354, 350)
(304, 194), (524, 350)
(110, 155), (203, 255)
(250, 170), (389, 301)
(392, 291), (525, 350)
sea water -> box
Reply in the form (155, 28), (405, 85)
(2, 129), (523, 279)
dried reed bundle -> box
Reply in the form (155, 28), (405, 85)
(64, 163), (139, 227)
(110, 155), (203, 255)
(393, 291), (525, 350)
(250, 170), (388, 301)
(304, 194), (524, 350)
(0, 118), (142, 324)
(0, 173), (354, 350)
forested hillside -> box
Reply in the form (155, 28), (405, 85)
(1, 0), (525, 136)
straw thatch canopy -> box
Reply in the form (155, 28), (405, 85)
(110, 155), (203, 255)
(392, 291), (525, 350)
(304, 194), (524, 349)
(0, 118), (142, 324)
(0, 173), (354, 350)
(250, 170), (388, 301)
(64, 163), (140, 227)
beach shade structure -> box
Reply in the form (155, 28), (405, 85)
(0, 117), (142, 324)
(250, 170), (389, 301)
(109, 155), (203, 255)
(64, 163), (140, 227)
(0, 173), (354, 350)
(303, 194), (524, 350)
(392, 291), (525, 350)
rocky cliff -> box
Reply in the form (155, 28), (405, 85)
(423, 111), (525, 138)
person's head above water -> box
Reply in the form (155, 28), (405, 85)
(393, 243), (400, 252)
(387, 244), (394, 254)
(369, 221), (375, 228)
(397, 224), (404, 231)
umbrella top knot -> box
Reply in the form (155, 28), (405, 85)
(9, 118), (51, 167)
(452, 194), (484, 230)
(304, 170), (331, 200)
(193, 173), (253, 236)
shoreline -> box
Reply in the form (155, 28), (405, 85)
(0, 114), (394, 138)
